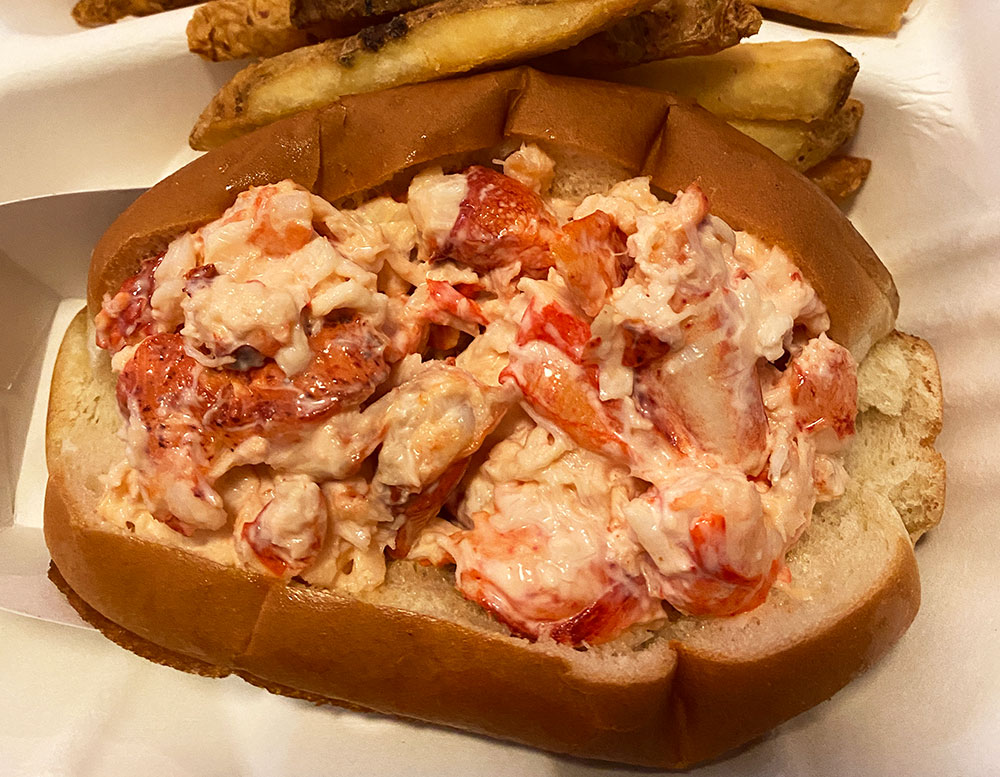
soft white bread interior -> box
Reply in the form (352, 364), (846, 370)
(850, 333), (945, 542)
(45, 308), (943, 768)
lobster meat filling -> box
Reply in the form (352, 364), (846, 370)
(95, 145), (857, 646)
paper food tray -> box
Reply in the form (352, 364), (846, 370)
(0, 188), (145, 627)
(1, 0), (998, 774)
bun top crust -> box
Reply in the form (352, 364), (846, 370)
(88, 67), (897, 357)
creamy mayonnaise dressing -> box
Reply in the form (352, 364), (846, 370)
(408, 169), (469, 259)
(500, 144), (556, 194)
(95, 147), (857, 643)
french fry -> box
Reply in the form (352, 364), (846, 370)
(534, 0), (761, 73)
(806, 155), (871, 203)
(754, 0), (912, 33)
(729, 98), (863, 171)
(193, 0), (758, 67)
(72, 0), (197, 27)
(190, 0), (656, 150)
(603, 39), (857, 121)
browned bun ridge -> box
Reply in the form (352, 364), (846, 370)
(44, 497), (919, 769)
(53, 67), (937, 768)
(87, 67), (896, 357)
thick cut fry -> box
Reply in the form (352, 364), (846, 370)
(72, 0), (197, 26)
(755, 0), (912, 33)
(604, 39), (857, 121)
(192, 0), (757, 64)
(729, 99), (863, 172)
(807, 156), (871, 203)
(535, 0), (760, 73)
(190, 0), (656, 150)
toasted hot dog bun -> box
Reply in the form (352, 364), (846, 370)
(49, 68), (942, 768)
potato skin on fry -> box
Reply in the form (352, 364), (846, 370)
(188, 0), (445, 61)
(72, 0), (197, 27)
(534, 0), (761, 73)
(189, 0), (320, 61)
(290, 0), (431, 28)
(190, 0), (657, 149)
(730, 98), (863, 171)
(191, 0), (760, 67)
(807, 155), (871, 204)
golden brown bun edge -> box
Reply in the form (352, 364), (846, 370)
(87, 68), (897, 358)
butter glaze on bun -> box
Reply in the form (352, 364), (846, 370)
(49, 68), (941, 768)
